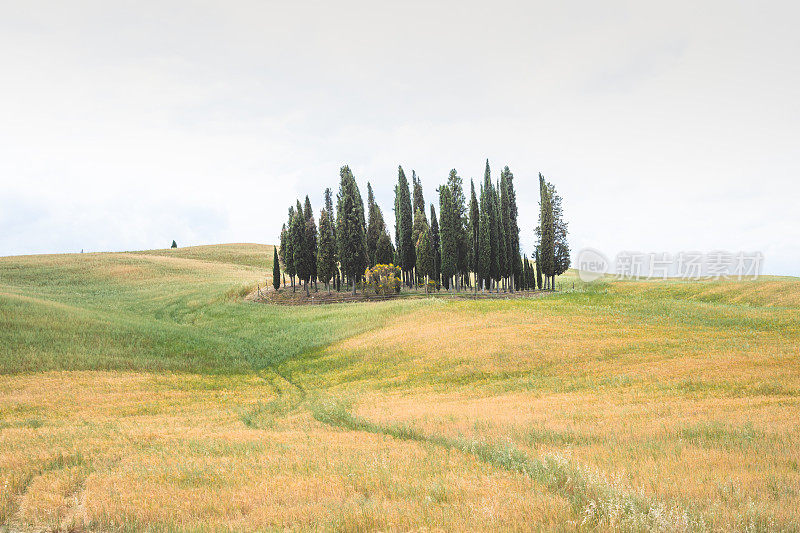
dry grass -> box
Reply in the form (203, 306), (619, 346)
(2, 245), (799, 531)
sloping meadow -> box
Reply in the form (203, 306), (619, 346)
(1, 245), (799, 530)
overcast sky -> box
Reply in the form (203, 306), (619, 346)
(1, 1), (798, 275)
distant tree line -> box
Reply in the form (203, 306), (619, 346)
(277, 162), (570, 295)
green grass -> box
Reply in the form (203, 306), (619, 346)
(0, 246), (424, 374)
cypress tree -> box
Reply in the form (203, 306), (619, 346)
(536, 173), (555, 290)
(395, 166), (414, 286)
(430, 204), (441, 289)
(499, 168), (515, 291)
(446, 169), (468, 291)
(336, 165), (368, 294)
(495, 178), (507, 291)
(504, 167), (522, 292)
(439, 184), (456, 290)
(171, 240), (177, 248)
(469, 179), (480, 292)
(550, 184), (572, 281)
(478, 183), (491, 291)
(317, 208), (336, 293)
(272, 247), (280, 290)
(290, 200), (306, 293)
(375, 232), (394, 265)
(365, 182), (386, 267)
(284, 206), (297, 291)
(521, 254), (529, 290)
(303, 195), (317, 292)
(416, 225), (434, 293)
(279, 223), (288, 288)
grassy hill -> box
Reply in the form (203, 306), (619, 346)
(1, 244), (799, 531)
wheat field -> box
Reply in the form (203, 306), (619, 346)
(1, 244), (798, 531)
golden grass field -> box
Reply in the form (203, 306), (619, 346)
(1, 243), (798, 531)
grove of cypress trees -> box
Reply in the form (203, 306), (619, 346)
(272, 246), (280, 290)
(336, 165), (368, 295)
(430, 204), (441, 289)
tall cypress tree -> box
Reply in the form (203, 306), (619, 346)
(536, 173), (555, 290)
(290, 200), (306, 292)
(303, 195), (317, 291)
(324, 187), (339, 291)
(317, 208), (336, 294)
(439, 184), (456, 290)
(503, 167), (522, 292)
(272, 246), (280, 291)
(484, 163), (500, 290)
(279, 223), (288, 288)
(284, 207), (296, 290)
(446, 169), (467, 291)
(469, 179), (480, 292)
(430, 204), (441, 289)
(478, 183), (491, 291)
(495, 178), (508, 291)
(416, 224), (434, 293)
(395, 166), (414, 286)
(499, 168), (514, 291)
(365, 182), (385, 267)
(336, 165), (368, 294)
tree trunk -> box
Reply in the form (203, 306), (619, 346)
(352, 275), (357, 295)
(305, 280), (309, 297)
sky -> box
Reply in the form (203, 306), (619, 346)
(1, 1), (798, 275)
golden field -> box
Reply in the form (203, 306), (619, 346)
(1, 244), (798, 531)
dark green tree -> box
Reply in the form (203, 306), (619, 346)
(289, 201), (306, 293)
(284, 206), (297, 291)
(394, 166), (414, 286)
(365, 182), (386, 267)
(303, 195), (317, 291)
(171, 240), (177, 249)
(336, 165), (368, 294)
(429, 204), (441, 289)
(278, 223), (288, 287)
(536, 173), (555, 290)
(415, 224), (434, 293)
(317, 208), (336, 293)
(521, 254), (529, 290)
(272, 247), (280, 290)
(503, 167), (522, 291)
(478, 183), (491, 291)
(446, 169), (468, 290)
(469, 179), (479, 292)
(439, 184), (456, 290)
(495, 178), (507, 291)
